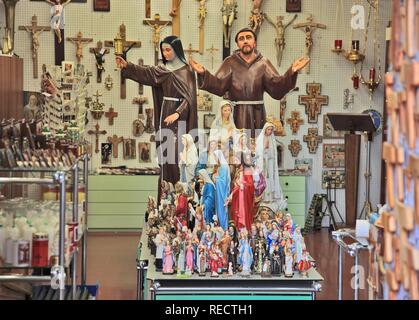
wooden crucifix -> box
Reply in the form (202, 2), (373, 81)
(169, 0), (182, 37)
(89, 41), (110, 83)
(107, 135), (124, 158)
(105, 106), (118, 125)
(133, 96), (149, 120)
(87, 123), (107, 154)
(299, 83), (329, 124)
(143, 14), (172, 65)
(293, 14), (326, 73)
(66, 31), (93, 64)
(303, 128), (323, 154)
(105, 23), (142, 99)
(288, 140), (302, 157)
(287, 110), (304, 134)
(145, 0), (151, 18)
(206, 45), (219, 70)
(184, 43), (200, 60)
(197, 0), (208, 54)
(18, 15), (51, 79)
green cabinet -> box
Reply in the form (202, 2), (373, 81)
(88, 175), (159, 229)
(279, 176), (306, 227)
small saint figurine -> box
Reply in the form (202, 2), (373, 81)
(271, 243), (283, 276)
(297, 250), (312, 277)
(238, 229), (253, 277)
(162, 240), (174, 274)
(284, 248), (294, 278)
(210, 248), (220, 277)
(179, 134), (199, 184)
(153, 226), (167, 271)
(185, 240), (195, 275)
(198, 169), (216, 225)
(227, 261), (234, 276)
(198, 244), (207, 276)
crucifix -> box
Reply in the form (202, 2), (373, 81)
(293, 14), (326, 74)
(303, 128), (323, 154)
(87, 123), (107, 154)
(145, 0), (151, 18)
(138, 59), (144, 94)
(221, 0), (238, 58)
(169, 0), (182, 37)
(288, 140), (302, 157)
(66, 31), (93, 64)
(143, 14), (172, 65)
(184, 43), (200, 60)
(206, 45), (219, 70)
(299, 83), (329, 124)
(105, 23), (142, 99)
(287, 111), (304, 134)
(89, 41), (110, 83)
(197, 0), (208, 54)
(18, 15), (51, 79)
(133, 96), (149, 120)
(105, 106), (118, 125)
(107, 135), (124, 158)
(280, 97), (287, 127)
(249, 0), (265, 35)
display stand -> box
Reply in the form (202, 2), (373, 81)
(0, 155), (89, 300)
(137, 232), (323, 301)
(327, 114), (376, 226)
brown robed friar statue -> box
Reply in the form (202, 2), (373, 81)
(190, 28), (310, 138)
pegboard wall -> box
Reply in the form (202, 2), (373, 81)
(1, 0), (392, 221)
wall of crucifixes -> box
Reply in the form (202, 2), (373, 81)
(1, 0), (392, 222)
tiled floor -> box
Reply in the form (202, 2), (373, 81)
(81, 229), (369, 300)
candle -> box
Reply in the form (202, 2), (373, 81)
(369, 67), (376, 81)
(352, 40), (360, 51)
(352, 74), (360, 89)
(335, 40), (343, 50)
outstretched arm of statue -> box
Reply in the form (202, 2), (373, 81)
(191, 58), (232, 96)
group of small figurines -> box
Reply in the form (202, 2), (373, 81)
(145, 182), (313, 279)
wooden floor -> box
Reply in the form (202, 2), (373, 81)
(80, 229), (369, 300)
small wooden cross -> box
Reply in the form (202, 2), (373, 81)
(287, 111), (304, 134)
(299, 83), (329, 124)
(105, 106), (118, 125)
(184, 43), (200, 60)
(138, 59), (144, 94)
(87, 123), (107, 154)
(105, 23), (142, 99)
(288, 140), (302, 157)
(169, 0), (182, 37)
(18, 15), (51, 79)
(133, 96), (149, 119)
(66, 31), (93, 64)
(303, 128), (323, 154)
(143, 14), (172, 65)
(206, 44), (219, 70)
(89, 41), (110, 83)
(107, 135), (124, 158)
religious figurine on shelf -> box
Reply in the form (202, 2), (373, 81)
(197, 244), (207, 276)
(200, 224), (213, 245)
(117, 35), (198, 187)
(179, 134), (198, 184)
(46, 0), (71, 43)
(213, 150), (231, 230)
(228, 223), (239, 246)
(176, 237), (186, 275)
(187, 200), (196, 231)
(271, 243), (283, 276)
(198, 169), (216, 225)
(185, 240), (195, 275)
(233, 132), (251, 158)
(238, 229), (253, 276)
(209, 246), (221, 277)
(219, 230), (232, 270)
(190, 28), (309, 138)
(261, 256), (271, 277)
(292, 225), (305, 264)
(154, 226), (167, 271)
(162, 239), (174, 274)
(297, 250), (312, 277)
(174, 183), (188, 231)
(227, 152), (255, 232)
(284, 213), (294, 233)
(284, 247), (294, 278)
(209, 100), (238, 163)
(194, 206), (204, 231)
(228, 239), (238, 274)
(267, 221), (280, 254)
(211, 218), (224, 243)
(221, 0), (238, 48)
(195, 139), (219, 177)
(255, 122), (287, 211)
(254, 232), (266, 274)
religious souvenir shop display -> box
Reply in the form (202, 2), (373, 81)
(0, 198), (84, 268)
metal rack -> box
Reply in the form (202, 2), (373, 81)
(332, 228), (370, 300)
(0, 154), (89, 300)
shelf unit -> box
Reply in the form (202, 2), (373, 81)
(0, 155), (89, 300)
(279, 176), (307, 227)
